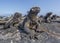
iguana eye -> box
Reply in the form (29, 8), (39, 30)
(31, 9), (34, 11)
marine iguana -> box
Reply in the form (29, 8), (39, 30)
(3, 12), (22, 29)
(18, 7), (60, 39)
(18, 6), (41, 39)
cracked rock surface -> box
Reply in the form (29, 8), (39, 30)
(0, 23), (60, 43)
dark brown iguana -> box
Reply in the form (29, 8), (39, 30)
(44, 12), (53, 23)
(3, 12), (22, 29)
(18, 6), (42, 39)
(19, 7), (60, 39)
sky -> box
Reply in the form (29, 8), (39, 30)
(0, 0), (60, 16)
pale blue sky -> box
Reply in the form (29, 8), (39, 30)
(0, 0), (60, 16)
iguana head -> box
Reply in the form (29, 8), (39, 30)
(14, 12), (22, 18)
(28, 7), (40, 20)
(29, 7), (40, 15)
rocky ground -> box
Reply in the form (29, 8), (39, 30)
(0, 23), (60, 43)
